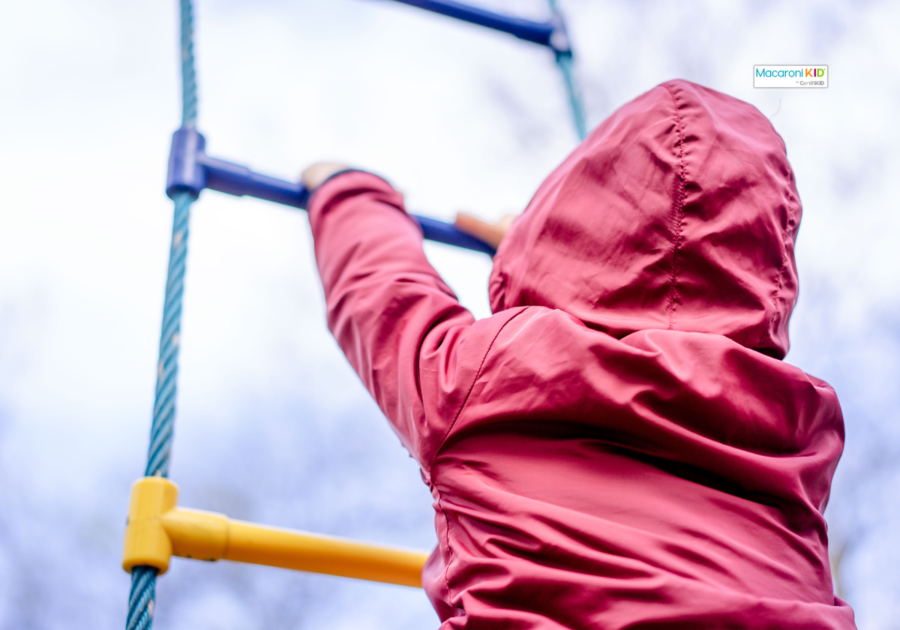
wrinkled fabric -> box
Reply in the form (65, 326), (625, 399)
(307, 79), (855, 629)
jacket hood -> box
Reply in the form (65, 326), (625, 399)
(489, 80), (802, 359)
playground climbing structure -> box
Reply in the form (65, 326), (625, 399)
(123, 1), (587, 628)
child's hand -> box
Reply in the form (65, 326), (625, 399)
(455, 212), (518, 250)
(301, 162), (350, 191)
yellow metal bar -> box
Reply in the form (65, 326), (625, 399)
(123, 477), (429, 588)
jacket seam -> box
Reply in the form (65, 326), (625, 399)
(427, 306), (530, 601)
(428, 306), (530, 469)
(663, 83), (687, 330)
(761, 190), (797, 349)
(434, 486), (454, 602)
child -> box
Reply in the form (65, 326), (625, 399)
(301, 80), (856, 629)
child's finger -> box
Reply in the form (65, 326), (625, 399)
(455, 212), (496, 245)
(455, 212), (515, 249)
(301, 162), (349, 190)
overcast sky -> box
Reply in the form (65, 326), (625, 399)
(0, 0), (898, 629)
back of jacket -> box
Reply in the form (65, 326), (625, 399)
(307, 80), (856, 629)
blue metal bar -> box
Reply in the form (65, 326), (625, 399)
(386, 0), (570, 53)
(416, 215), (496, 255)
(166, 127), (496, 256)
(200, 155), (311, 209)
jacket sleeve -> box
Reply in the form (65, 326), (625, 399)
(306, 171), (519, 466)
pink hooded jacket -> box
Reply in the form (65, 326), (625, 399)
(307, 80), (856, 629)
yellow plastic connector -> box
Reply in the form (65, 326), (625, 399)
(122, 476), (180, 574)
(122, 477), (430, 587)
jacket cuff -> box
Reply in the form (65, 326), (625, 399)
(308, 169), (395, 212)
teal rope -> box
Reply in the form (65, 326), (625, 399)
(125, 0), (198, 628)
(547, 0), (587, 140)
(144, 190), (193, 478)
(555, 52), (587, 140)
(179, 0), (198, 129)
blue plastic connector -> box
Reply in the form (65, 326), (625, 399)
(166, 127), (207, 199)
(166, 127), (310, 208)
(546, 10), (571, 57)
(164, 126), (495, 255)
